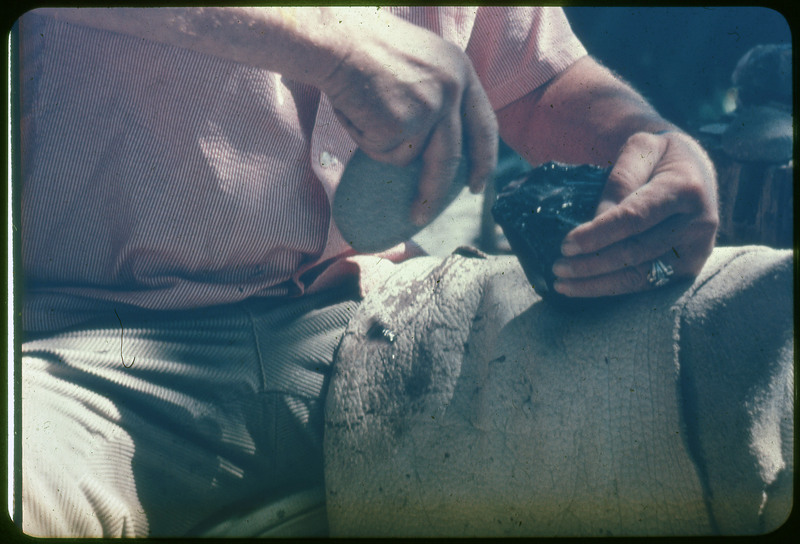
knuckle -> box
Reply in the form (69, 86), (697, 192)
(676, 175), (708, 205)
(607, 166), (641, 197)
(609, 164), (636, 186)
(385, 147), (418, 167)
(571, 257), (594, 277)
(631, 131), (667, 156)
(620, 265), (647, 292)
(708, 212), (721, 231)
(392, 111), (420, 134)
(434, 68), (464, 98)
(361, 127), (402, 153)
(627, 131), (659, 146)
(698, 213), (720, 235)
(624, 131), (661, 155)
(619, 238), (647, 268)
(618, 205), (648, 236)
(442, 71), (463, 95)
(417, 98), (440, 120)
(683, 203), (719, 238)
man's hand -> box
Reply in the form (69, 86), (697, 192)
(498, 56), (719, 298)
(551, 131), (719, 297)
(318, 9), (498, 225)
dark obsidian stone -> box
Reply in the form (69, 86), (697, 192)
(491, 162), (609, 304)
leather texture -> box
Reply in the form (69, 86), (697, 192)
(324, 245), (793, 537)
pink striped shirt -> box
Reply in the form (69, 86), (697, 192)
(18, 7), (586, 332)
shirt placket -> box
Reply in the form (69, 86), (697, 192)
(290, 94), (359, 291)
(309, 95), (355, 205)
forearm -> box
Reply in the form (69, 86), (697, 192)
(34, 7), (350, 87)
(497, 56), (679, 166)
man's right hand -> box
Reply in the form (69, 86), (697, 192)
(317, 8), (498, 226)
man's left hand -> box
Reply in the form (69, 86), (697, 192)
(551, 131), (719, 297)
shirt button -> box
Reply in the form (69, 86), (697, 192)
(319, 151), (338, 168)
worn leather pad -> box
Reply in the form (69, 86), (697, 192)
(324, 246), (793, 537)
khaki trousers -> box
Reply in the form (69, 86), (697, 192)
(20, 288), (359, 537)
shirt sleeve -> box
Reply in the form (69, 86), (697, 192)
(465, 6), (588, 111)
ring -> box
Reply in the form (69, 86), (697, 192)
(647, 259), (674, 287)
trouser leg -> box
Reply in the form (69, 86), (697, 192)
(20, 289), (359, 537)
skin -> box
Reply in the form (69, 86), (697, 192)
(497, 56), (719, 297)
(35, 6), (719, 298)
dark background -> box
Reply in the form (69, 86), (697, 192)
(563, 6), (792, 130)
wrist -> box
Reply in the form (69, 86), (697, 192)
(255, 7), (353, 87)
(309, 7), (404, 94)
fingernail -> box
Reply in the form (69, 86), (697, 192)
(561, 239), (581, 257)
(553, 279), (568, 295)
(469, 175), (488, 194)
(552, 259), (571, 277)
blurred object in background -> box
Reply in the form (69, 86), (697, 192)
(711, 157), (793, 249)
(697, 43), (792, 249)
(721, 44), (792, 163)
(731, 43), (792, 111)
